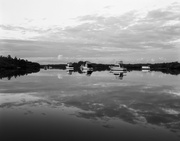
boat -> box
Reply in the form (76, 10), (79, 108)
(142, 66), (150, 70)
(142, 66), (150, 72)
(66, 62), (74, 70)
(110, 61), (127, 72)
(80, 61), (93, 71)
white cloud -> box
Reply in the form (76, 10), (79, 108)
(57, 55), (63, 60)
(163, 20), (180, 27)
(0, 0), (180, 63)
(89, 47), (134, 52)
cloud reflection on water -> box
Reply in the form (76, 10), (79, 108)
(0, 70), (180, 138)
(1, 83), (180, 133)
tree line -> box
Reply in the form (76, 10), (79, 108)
(0, 55), (40, 71)
(0, 55), (40, 80)
(41, 61), (180, 75)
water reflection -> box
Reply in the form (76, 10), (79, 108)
(59, 84), (180, 131)
(0, 69), (40, 80)
(110, 70), (127, 80)
(81, 70), (93, 76)
(1, 84), (180, 133)
(66, 69), (73, 75)
(0, 70), (180, 141)
(1, 67), (180, 80)
(142, 70), (150, 73)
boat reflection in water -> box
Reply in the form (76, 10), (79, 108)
(66, 69), (73, 75)
(66, 62), (74, 75)
(86, 70), (93, 76)
(81, 69), (93, 76)
(142, 69), (150, 73)
(110, 70), (127, 80)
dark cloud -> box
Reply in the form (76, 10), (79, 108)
(146, 9), (176, 20)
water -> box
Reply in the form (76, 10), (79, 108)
(0, 69), (180, 141)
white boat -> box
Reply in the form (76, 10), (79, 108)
(142, 66), (150, 72)
(110, 61), (127, 72)
(142, 66), (150, 70)
(110, 65), (127, 71)
(80, 61), (93, 71)
(66, 63), (74, 70)
(80, 66), (93, 71)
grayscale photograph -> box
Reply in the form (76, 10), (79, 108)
(0, 0), (180, 141)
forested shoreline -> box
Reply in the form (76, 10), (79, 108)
(0, 55), (40, 80)
(0, 55), (40, 71)
(0, 55), (180, 80)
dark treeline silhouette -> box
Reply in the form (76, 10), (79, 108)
(0, 55), (40, 80)
(41, 61), (180, 75)
(123, 61), (180, 75)
(41, 64), (66, 69)
(123, 61), (180, 70)
(0, 55), (40, 70)
(41, 61), (110, 72)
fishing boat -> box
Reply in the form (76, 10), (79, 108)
(110, 61), (127, 72)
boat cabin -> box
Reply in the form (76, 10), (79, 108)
(84, 61), (92, 68)
(67, 62), (73, 67)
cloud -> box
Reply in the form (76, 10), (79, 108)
(39, 3), (179, 54)
(57, 55), (63, 60)
(2, 3), (180, 51)
(88, 47), (135, 52)
(1, 2), (180, 63)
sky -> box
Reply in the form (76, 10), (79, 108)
(0, 0), (180, 64)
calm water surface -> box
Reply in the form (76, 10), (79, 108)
(0, 69), (180, 141)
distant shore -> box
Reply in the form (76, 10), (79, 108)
(41, 61), (180, 75)
(1, 55), (180, 77)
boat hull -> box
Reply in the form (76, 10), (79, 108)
(110, 67), (127, 72)
(80, 66), (93, 71)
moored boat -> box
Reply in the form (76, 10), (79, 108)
(66, 62), (74, 70)
(142, 66), (150, 70)
(80, 61), (93, 71)
(110, 61), (127, 72)
(142, 66), (150, 72)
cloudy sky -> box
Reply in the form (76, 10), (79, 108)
(0, 0), (180, 64)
